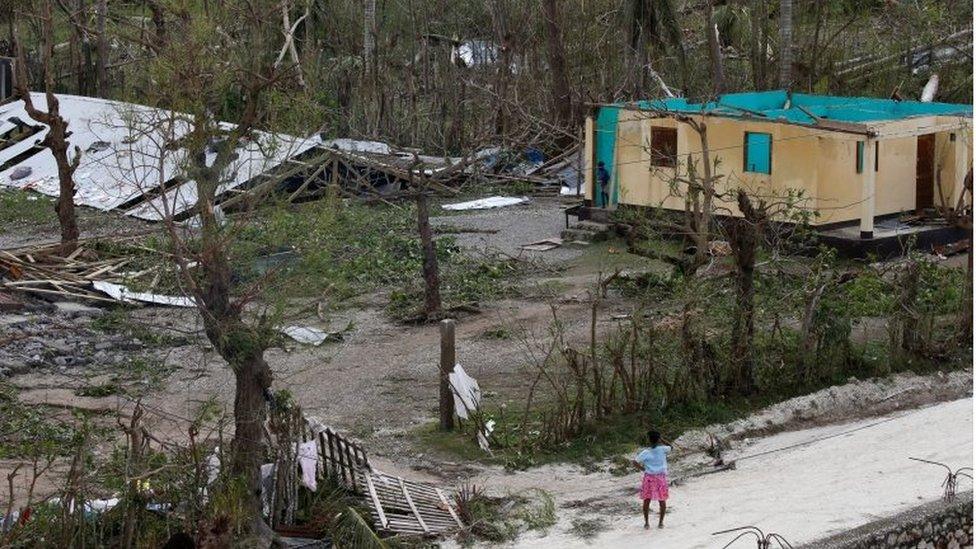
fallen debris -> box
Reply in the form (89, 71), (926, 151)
(306, 417), (463, 537)
(92, 281), (195, 308)
(280, 325), (344, 346)
(520, 238), (562, 252)
(932, 239), (970, 258)
(442, 196), (528, 211)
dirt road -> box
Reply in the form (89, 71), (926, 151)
(450, 397), (974, 548)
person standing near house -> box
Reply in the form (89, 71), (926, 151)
(596, 160), (610, 207)
(633, 430), (673, 529)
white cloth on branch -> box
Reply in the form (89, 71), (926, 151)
(448, 364), (481, 419)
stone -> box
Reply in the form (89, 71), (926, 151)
(0, 314), (30, 326)
(53, 301), (103, 316)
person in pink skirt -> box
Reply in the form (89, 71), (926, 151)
(633, 430), (673, 529)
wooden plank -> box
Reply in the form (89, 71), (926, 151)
(364, 474), (389, 529)
(435, 488), (463, 527)
(345, 439), (356, 489)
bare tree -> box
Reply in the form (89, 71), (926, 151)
(105, 1), (306, 538)
(541, 0), (573, 135)
(95, 0), (108, 95)
(13, 2), (81, 255)
(778, 0), (792, 87)
(706, 0), (726, 94)
(727, 189), (766, 393)
(749, 0), (769, 89)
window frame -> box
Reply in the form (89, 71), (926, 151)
(743, 131), (773, 175)
(649, 126), (678, 169)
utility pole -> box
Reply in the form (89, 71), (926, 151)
(439, 319), (456, 431)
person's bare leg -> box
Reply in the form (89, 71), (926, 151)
(658, 501), (666, 528)
(642, 499), (650, 529)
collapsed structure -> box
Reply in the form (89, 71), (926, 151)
(583, 90), (973, 250)
(0, 93), (581, 224)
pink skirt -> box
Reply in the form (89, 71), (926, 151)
(640, 473), (669, 501)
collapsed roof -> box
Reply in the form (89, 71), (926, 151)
(0, 93), (480, 221)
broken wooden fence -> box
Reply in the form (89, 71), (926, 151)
(308, 422), (463, 537)
(315, 426), (370, 492)
(359, 470), (463, 537)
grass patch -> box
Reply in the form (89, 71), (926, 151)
(569, 516), (607, 540)
(0, 381), (82, 459)
(76, 382), (122, 398)
(0, 190), (52, 228)
(455, 486), (555, 544)
(480, 325), (515, 340)
(90, 307), (188, 347)
(229, 198), (526, 320)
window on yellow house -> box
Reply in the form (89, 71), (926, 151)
(743, 132), (772, 174)
(650, 127), (677, 168)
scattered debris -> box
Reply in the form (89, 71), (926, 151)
(712, 525), (794, 549)
(932, 239), (970, 258)
(442, 196), (529, 211)
(307, 417), (463, 537)
(520, 238), (562, 252)
(708, 240), (732, 256)
(280, 325), (344, 346)
(92, 281), (195, 308)
(908, 457), (973, 501)
(0, 239), (166, 304)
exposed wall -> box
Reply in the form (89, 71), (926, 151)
(588, 108), (973, 226)
(804, 493), (973, 549)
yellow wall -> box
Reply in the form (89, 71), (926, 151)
(595, 109), (973, 226)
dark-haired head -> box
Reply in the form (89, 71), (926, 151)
(647, 430), (661, 446)
(598, 161), (605, 167)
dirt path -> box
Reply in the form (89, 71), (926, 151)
(447, 397), (974, 548)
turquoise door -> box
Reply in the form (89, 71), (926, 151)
(594, 106), (620, 207)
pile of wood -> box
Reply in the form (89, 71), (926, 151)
(0, 237), (165, 304)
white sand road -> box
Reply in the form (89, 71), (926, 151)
(451, 398), (973, 548)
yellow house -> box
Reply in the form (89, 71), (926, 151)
(583, 90), (972, 241)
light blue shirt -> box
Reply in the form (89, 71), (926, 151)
(636, 445), (672, 474)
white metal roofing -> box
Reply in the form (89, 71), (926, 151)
(0, 93), (321, 221)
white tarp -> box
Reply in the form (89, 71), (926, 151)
(448, 364), (481, 419)
(92, 280), (196, 307)
(442, 196), (528, 211)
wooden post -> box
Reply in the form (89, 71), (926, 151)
(439, 319), (456, 431)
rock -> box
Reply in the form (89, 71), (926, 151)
(0, 314), (30, 326)
(53, 302), (103, 317)
(9, 166), (32, 180)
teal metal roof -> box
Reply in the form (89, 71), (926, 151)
(634, 90), (972, 125)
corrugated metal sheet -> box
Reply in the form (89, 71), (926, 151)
(0, 93), (321, 220)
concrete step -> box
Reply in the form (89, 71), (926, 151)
(571, 220), (610, 232)
(560, 227), (608, 242)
